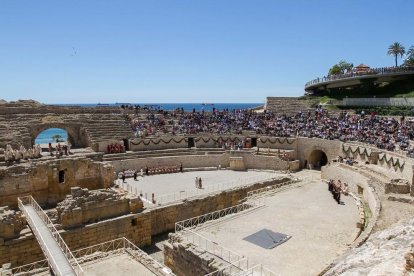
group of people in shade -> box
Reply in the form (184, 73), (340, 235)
(48, 142), (72, 158)
(124, 105), (414, 157)
(328, 179), (349, 204)
(119, 163), (184, 182)
(4, 144), (42, 163)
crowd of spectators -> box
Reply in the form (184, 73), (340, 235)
(123, 105), (414, 156)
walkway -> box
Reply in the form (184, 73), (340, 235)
(19, 197), (79, 276)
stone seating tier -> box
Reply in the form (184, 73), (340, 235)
(265, 97), (315, 114)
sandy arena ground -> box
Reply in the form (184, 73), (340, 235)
(187, 171), (359, 276)
(81, 254), (156, 276)
(119, 170), (286, 203)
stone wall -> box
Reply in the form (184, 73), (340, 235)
(257, 137), (297, 150)
(0, 207), (25, 240)
(297, 137), (342, 167)
(129, 137), (188, 151)
(109, 152), (292, 173)
(56, 187), (143, 228)
(164, 235), (221, 276)
(0, 157), (115, 208)
(109, 154), (230, 172)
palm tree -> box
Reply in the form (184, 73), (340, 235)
(407, 46), (414, 58)
(387, 42), (405, 67)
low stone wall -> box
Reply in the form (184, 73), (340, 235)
(109, 154), (230, 172)
(109, 152), (292, 173)
(129, 137), (188, 151)
(257, 137), (297, 150)
(0, 157), (115, 208)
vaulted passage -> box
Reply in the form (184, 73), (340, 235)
(308, 150), (328, 170)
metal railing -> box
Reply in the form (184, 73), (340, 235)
(246, 178), (301, 198)
(305, 66), (414, 88)
(18, 196), (84, 276)
(131, 173), (277, 207)
(72, 237), (174, 276)
(231, 264), (280, 276)
(181, 229), (244, 264)
(11, 259), (50, 276)
(175, 199), (264, 233)
(205, 258), (249, 276)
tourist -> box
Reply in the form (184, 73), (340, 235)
(195, 177), (199, 188)
(133, 170), (138, 181)
(122, 170), (126, 183)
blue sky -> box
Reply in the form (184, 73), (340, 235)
(1, 1), (413, 103)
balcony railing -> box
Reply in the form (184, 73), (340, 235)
(305, 66), (414, 88)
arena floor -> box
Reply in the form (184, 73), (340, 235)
(81, 254), (156, 276)
(187, 171), (359, 276)
(120, 170), (285, 204)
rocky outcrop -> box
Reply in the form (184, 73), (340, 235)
(0, 207), (26, 240)
(56, 187), (143, 228)
(324, 218), (414, 275)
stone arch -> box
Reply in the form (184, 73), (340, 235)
(30, 123), (84, 148)
(308, 149), (328, 170)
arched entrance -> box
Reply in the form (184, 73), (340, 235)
(34, 128), (69, 146)
(308, 150), (328, 170)
(30, 123), (83, 148)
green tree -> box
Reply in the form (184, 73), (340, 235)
(404, 46), (414, 65)
(328, 60), (353, 75)
(407, 46), (414, 58)
(338, 60), (353, 73)
(52, 134), (63, 142)
(328, 64), (341, 75)
(387, 42), (405, 67)
(404, 56), (414, 66)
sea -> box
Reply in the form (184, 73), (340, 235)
(35, 103), (262, 144)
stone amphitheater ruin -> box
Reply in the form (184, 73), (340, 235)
(1, 99), (414, 275)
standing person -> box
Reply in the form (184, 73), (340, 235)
(48, 142), (53, 156)
(145, 166), (149, 176)
(122, 170), (126, 183)
(180, 163), (183, 173)
(133, 170), (138, 181)
(198, 177), (202, 189)
(195, 177), (199, 188)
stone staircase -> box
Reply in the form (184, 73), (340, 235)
(265, 97), (316, 114)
